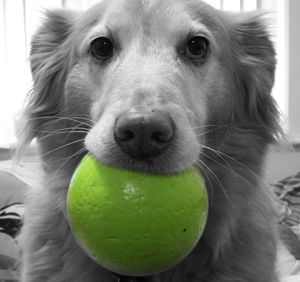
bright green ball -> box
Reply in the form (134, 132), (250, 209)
(67, 154), (208, 276)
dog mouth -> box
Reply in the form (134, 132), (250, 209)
(85, 107), (201, 174)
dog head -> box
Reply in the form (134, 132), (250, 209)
(25, 0), (278, 174)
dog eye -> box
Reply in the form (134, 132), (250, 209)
(90, 37), (114, 60)
(186, 36), (209, 59)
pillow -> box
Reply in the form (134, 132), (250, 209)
(0, 171), (26, 281)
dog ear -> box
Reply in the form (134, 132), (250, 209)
(233, 13), (279, 141)
(25, 9), (79, 141)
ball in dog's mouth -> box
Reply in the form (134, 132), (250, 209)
(67, 154), (208, 277)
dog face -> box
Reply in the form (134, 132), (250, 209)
(66, 0), (226, 173)
(27, 0), (278, 174)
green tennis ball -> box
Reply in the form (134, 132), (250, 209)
(67, 154), (208, 276)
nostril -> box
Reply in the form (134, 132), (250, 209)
(152, 130), (173, 143)
(152, 132), (165, 143)
(116, 129), (135, 141)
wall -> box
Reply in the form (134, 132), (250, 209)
(288, 0), (300, 142)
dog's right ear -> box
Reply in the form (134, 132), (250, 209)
(30, 9), (78, 74)
(25, 9), (80, 141)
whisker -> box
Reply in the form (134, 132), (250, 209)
(194, 162), (215, 199)
(40, 139), (86, 158)
(195, 160), (233, 207)
(200, 144), (259, 180)
(38, 130), (89, 141)
(53, 147), (87, 177)
(196, 126), (228, 137)
(200, 150), (245, 188)
(32, 125), (90, 133)
(66, 122), (92, 139)
(25, 116), (94, 128)
(192, 124), (228, 130)
(25, 115), (92, 122)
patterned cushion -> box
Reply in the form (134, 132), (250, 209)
(273, 172), (300, 226)
(0, 171), (26, 281)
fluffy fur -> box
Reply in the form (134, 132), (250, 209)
(19, 0), (280, 281)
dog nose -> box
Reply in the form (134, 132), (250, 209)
(114, 111), (175, 160)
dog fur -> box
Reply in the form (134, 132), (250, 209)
(19, 0), (280, 281)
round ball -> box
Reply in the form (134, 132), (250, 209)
(67, 154), (208, 276)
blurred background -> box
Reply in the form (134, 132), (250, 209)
(0, 0), (298, 149)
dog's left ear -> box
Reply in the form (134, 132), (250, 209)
(233, 13), (279, 140)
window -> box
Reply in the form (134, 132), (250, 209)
(0, 0), (294, 147)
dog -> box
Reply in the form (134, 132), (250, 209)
(19, 0), (280, 281)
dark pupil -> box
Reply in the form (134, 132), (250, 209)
(91, 37), (113, 58)
(188, 37), (207, 56)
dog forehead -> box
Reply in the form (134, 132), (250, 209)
(104, 0), (191, 34)
(83, 0), (211, 39)
(102, 0), (187, 18)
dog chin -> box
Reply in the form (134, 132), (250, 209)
(86, 146), (200, 175)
